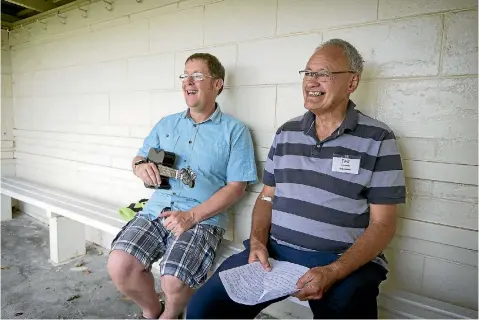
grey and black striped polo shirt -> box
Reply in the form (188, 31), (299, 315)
(264, 100), (406, 260)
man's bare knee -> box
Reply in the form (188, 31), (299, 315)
(108, 250), (144, 287)
(161, 275), (191, 296)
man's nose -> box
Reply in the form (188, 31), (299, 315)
(183, 77), (194, 87)
(304, 76), (321, 87)
(305, 82), (322, 89)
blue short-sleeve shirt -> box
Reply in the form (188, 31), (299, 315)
(137, 103), (258, 230)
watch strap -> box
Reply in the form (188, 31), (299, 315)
(134, 159), (147, 167)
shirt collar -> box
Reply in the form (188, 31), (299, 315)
(301, 99), (358, 135)
(181, 102), (222, 124)
(338, 100), (358, 134)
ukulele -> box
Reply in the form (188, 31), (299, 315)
(144, 148), (196, 189)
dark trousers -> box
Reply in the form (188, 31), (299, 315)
(186, 239), (387, 319)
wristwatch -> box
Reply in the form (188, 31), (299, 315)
(260, 194), (273, 203)
(134, 159), (147, 167)
(133, 159), (147, 172)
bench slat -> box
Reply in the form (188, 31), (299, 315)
(2, 177), (124, 224)
(2, 177), (119, 216)
(1, 181), (124, 235)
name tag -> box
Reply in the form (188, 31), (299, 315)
(332, 154), (360, 175)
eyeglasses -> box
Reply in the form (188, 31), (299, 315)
(299, 70), (356, 82)
(179, 72), (215, 82)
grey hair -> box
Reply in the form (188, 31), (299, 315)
(315, 39), (364, 75)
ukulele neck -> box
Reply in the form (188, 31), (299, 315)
(157, 164), (178, 179)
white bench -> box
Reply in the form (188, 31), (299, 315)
(1, 176), (125, 264)
(1, 176), (476, 319)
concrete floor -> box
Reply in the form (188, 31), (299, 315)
(1, 212), (275, 319)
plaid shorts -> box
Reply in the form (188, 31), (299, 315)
(111, 214), (225, 288)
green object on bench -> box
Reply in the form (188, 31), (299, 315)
(118, 198), (149, 222)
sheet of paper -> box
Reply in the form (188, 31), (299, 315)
(219, 259), (309, 305)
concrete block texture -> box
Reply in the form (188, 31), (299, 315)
(376, 78), (477, 140)
(401, 196), (477, 230)
(379, 0), (477, 19)
(422, 257), (478, 310)
(277, 0), (378, 35)
(236, 33), (322, 86)
(324, 16), (443, 79)
(150, 6), (204, 53)
(128, 53), (175, 91)
(204, 0), (277, 45)
(442, 10), (478, 76)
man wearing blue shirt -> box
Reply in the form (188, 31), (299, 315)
(107, 53), (258, 319)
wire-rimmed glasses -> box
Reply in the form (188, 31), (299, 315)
(179, 72), (215, 82)
(299, 69), (356, 82)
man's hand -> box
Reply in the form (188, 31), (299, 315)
(135, 163), (160, 186)
(248, 240), (271, 271)
(159, 210), (196, 237)
(293, 265), (340, 301)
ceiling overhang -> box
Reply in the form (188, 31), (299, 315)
(1, 0), (78, 30)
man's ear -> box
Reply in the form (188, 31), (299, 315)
(347, 74), (360, 93)
(215, 78), (224, 92)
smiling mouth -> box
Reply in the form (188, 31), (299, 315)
(308, 91), (325, 96)
(186, 90), (198, 95)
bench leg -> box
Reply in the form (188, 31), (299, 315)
(1, 194), (12, 221)
(49, 214), (86, 264)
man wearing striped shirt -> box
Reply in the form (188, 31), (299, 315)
(187, 39), (406, 319)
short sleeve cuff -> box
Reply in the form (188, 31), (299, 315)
(137, 149), (148, 158)
(227, 172), (258, 185)
(262, 170), (275, 187)
(368, 197), (406, 205)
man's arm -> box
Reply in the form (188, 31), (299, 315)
(247, 185), (275, 270)
(160, 182), (249, 237)
(189, 181), (247, 223)
(250, 185), (275, 246)
(132, 155), (163, 186)
(161, 181), (252, 237)
(328, 204), (398, 279)
(131, 156), (145, 172)
(247, 127), (278, 270)
(132, 120), (162, 185)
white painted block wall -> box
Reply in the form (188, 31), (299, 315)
(3, 0), (478, 313)
(1, 29), (15, 176)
